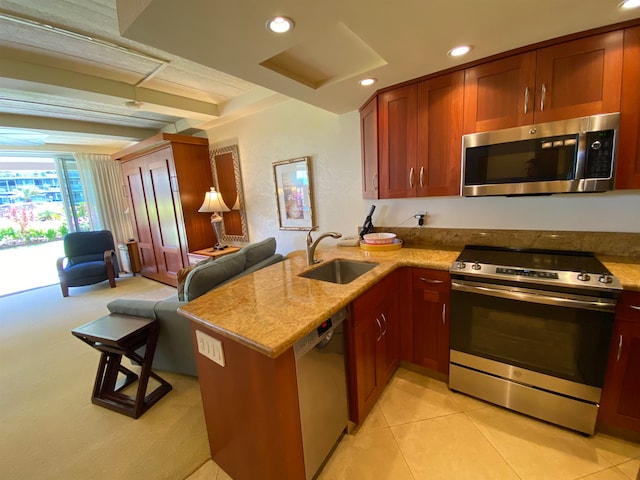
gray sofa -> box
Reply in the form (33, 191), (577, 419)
(106, 237), (283, 376)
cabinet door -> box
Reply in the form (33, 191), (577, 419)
(411, 269), (450, 374)
(416, 71), (464, 196)
(348, 274), (400, 424)
(617, 26), (640, 190)
(378, 85), (417, 198)
(463, 53), (536, 133)
(377, 274), (400, 384)
(360, 96), (379, 199)
(122, 158), (159, 278)
(350, 294), (385, 423)
(599, 291), (640, 433)
(534, 31), (623, 123)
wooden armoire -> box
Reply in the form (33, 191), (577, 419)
(113, 133), (215, 287)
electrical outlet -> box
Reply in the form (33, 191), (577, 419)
(195, 330), (225, 366)
(414, 212), (426, 227)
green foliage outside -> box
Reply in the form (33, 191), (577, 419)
(0, 203), (85, 248)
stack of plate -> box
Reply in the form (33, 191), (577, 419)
(360, 233), (403, 251)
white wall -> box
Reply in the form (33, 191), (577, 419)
(207, 99), (640, 254)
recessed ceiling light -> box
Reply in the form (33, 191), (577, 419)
(267, 16), (294, 33)
(448, 45), (472, 57)
(619, 0), (640, 8)
(359, 78), (377, 87)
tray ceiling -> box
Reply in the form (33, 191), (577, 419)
(0, 0), (638, 153)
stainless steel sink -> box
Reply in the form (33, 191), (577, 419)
(299, 259), (378, 284)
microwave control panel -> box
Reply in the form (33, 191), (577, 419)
(584, 129), (615, 178)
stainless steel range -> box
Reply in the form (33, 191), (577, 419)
(449, 245), (622, 434)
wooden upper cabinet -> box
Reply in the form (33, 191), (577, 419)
(417, 71), (464, 196)
(377, 73), (463, 199)
(360, 96), (379, 199)
(463, 53), (536, 134)
(617, 26), (640, 190)
(534, 31), (623, 123)
(378, 85), (417, 198)
(463, 31), (624, 133)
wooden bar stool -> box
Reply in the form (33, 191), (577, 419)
(72, 314), (172, 418)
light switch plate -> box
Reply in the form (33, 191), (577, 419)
(195, 330), (225, 367)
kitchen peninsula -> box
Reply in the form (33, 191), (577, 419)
(178, 242), (640, 480)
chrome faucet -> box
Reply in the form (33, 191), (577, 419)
(306, 226), (342, 265)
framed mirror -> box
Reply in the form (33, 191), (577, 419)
(210, 144), (249, 243)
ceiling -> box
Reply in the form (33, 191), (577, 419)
(0, 0), (639, 155)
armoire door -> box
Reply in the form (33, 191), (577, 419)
(145, 147), (186, 285)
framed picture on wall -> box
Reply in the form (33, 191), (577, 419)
(273, 156), (315, 230)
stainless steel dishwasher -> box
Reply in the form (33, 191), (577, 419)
(294, 307), (349, 480)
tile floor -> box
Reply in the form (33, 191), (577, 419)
(186, 367), (640, 480)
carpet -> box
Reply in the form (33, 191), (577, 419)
(0, 276), (210, 480)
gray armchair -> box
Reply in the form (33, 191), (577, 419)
(56, 230), (119, 297)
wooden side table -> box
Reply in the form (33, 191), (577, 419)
(71, 314), (172, 418)
(126, 241), (142, 275)
(187, 246), (241, 265)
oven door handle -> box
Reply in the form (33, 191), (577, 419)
(451, 280), (616, 312)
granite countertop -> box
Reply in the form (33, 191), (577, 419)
(178, 246), (640, 359)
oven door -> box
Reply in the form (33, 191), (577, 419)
(450, 279), (616, 402)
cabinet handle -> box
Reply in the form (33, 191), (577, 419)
(540, 83), (546, 111)
(630, 305), (640, 311)
(616, 334), (623, 362)
(524, 87), (529, 115)
(409, 168), (414, 188)
(380, 313), (388, 336)
(419, 166), (424, 188)
(373, 173), (378, 191)
(420, 277), (444, 284)
(442, 304), (446, 325)
(375, 317), (383, 341)
(170, 175), (179, 192)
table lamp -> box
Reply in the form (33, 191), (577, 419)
(198, 187), (230, 250)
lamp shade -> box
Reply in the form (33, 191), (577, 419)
(198, 187), (230, 213)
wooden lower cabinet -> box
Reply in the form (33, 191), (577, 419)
(347, 272), (400, 424)
(410, 268), (451, 374)
(598, 291), (640, 433)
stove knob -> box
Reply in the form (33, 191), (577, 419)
(577, 271), (591, 281)
(599, 275), (613, 284)
(455, 261), (466, 269)
(471, 262), (481, 271)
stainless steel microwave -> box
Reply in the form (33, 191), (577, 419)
(461, 113), (620, 197)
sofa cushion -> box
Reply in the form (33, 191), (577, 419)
(184, 251), (247, 301)
(107, 299), (158, 320)
(176, 256), (214, 301)
(240, 237), (276, 269)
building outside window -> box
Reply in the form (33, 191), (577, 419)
(0, 155), (90, 248)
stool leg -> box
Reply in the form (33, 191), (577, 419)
(132, 326), (159, 418)
(93, 353), (122, 398)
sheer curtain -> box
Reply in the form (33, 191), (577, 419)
(74, 153), (134, 243)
